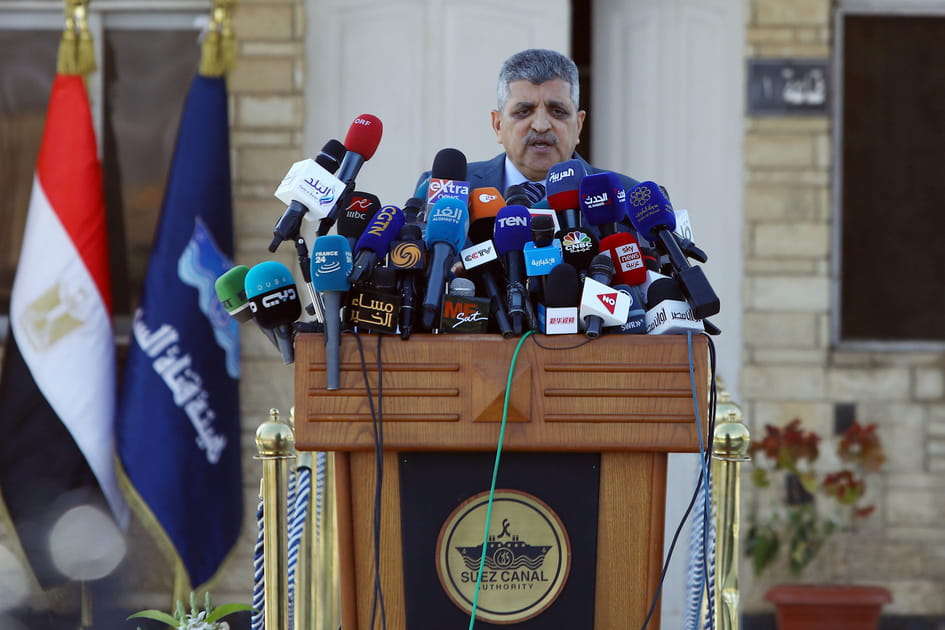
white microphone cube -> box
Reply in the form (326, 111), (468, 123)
(274, 159), (347, 222)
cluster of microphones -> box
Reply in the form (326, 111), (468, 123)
(214, 113), (721, 387)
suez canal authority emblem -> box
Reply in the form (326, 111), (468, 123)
(436, 489), (571, 624)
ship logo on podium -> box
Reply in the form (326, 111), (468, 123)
(455, 518), (551, 572)
(436, 489), (571, 624)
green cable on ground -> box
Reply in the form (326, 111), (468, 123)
(467, 330), (535, 629)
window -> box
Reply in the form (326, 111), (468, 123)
(0, 2), (204, 333)
(836, 10), (945, 346)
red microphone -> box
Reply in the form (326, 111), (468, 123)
(318, 114), (383, 236)
(599, 231), (646, 286)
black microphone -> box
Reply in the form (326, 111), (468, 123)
(439, 277), (491, 333)
(389, 224), (427, 339)
(245, 261), (302, 364)
(540, 262), (581, 335)
(605, 284), (647, 335)
(426, 148), (470, 209)
(644, 277), (705, 335)
(555, 225), (598, 281)
(347, 266), (400, 334)
(337, 191), (380, 252)
(504, 184), (530, 207)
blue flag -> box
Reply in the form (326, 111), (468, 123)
(116, 74), (242, 590)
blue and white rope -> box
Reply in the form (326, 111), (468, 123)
(251, 494), (265, 630)
(314, 451), (327, 540)
(288, 463), (311, 628)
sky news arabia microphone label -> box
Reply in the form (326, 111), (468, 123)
(436, 489), (571, 624)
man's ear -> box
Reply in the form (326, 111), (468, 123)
(575, 109), (586, 145)
(491, 110), (503, 144)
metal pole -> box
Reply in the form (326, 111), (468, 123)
(712, 385), (750, 630)
(314, 451), (341, 630)
(255, 408), (295, 630)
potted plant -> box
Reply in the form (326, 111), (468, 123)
(128, 591), (253, 629)
(746, 417), (891, 630)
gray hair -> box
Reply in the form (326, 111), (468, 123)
(496, 49), (580, 111)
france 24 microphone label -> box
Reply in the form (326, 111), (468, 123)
(274, 159), (347, 220)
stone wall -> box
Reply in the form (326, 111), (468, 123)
(741, 0), (945, 615)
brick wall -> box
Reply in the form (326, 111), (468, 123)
(742, 0), (945, 615)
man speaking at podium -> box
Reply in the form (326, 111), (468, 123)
(418, 48), (639, 201)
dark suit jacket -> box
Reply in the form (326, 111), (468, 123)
(415, 152), (640, 199)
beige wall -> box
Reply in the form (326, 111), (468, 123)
(741, 0), (945, 615)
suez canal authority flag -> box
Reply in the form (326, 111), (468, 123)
(0, 75), (129, 587)
(115, 73), (243, 590)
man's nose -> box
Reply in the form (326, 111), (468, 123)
(531, 109), (551, 133)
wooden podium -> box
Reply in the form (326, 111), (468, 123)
(294, 333), (709, 630)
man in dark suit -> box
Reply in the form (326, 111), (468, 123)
(418, 48), (639, 200)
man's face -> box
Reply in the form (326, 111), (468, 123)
(491, 78), (585, 182)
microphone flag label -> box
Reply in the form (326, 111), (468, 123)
(427, 177), (471, 208)
(116, 74), (243, 591)
(440, 295), (490, 333)
(348, 287), (400, 334)
(580, 277), (631, 326)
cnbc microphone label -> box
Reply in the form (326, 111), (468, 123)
(437, 490), (571, 624)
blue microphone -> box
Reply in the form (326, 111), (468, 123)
(579, 171), (627, 237)
(245, 261), (302, 364)
(421, 197), (469, 330)
(626, 181), (720, 319)
(311, 234), (353, 390)
(546, 158), (587, 230)
(348, 204), (405, 285)
(494, 204), (533, 335)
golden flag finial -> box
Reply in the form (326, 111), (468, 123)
(57, 0), (96, 76)
(199, 0), (237, 77)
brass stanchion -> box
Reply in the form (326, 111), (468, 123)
(712, 383), (750, 630)
(255, 408), (295, 630)
(314, 452), (341, 630)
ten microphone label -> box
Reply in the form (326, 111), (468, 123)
(436, 490), (571, 624)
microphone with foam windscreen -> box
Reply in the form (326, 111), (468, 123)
(426, 148), (470, 210)
(627, 181), (720, 319)
(467, 187), (505, 243)
(271, 139), (347, 253)
(337, 191), (380, 252)
(494, 204), (534, 335)
(317, 114), (384, 237)
(421, 197), (469, 330)
(599, 231), (646, 287)
(579, 171), (627, 238)
(540, 262), (581, 335)
(504, 185), (530, 208)
(215, 264), (280, 349)
(644, 277), (705, 335)
(245, 261), (302, 364)
(580, 254), (631, 339)
(310, 235), (352, 389)
(348, 204), (405, 285)
(389, 224), (427, 339)
(546, 158), (587, 231)
(440, 277), (491, 333)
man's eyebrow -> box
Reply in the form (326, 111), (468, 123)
(510, 100), (536, 109)
(545, 98), (572, 111)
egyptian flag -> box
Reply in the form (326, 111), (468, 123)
(0, 75), (129, 587)
(115, 72), (243, 591)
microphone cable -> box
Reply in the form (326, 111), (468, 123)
(467, 330), (536, 629)
(639, 332), (717, 630)
(351, 330), (388, 630)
